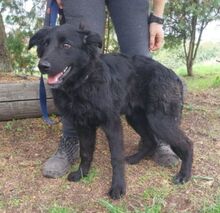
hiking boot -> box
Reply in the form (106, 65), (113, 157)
(137, 139), (179, 167)
(152, 143), (179, 167)
(42, 136), (80, 178)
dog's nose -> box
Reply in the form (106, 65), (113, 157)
(38, 60), (51, 73)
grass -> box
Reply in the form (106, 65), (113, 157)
(4, 120), (15, 131)
(202, 203), (220, 213)
(201, 194), (220, 213)
(99, 183), (171, 213)
(68, 165), (98, 184)
(3, 119), (24, 132)
(48, 204), (75, 213)
(81, 167), (98, 184)
(143, 186), (170, 203)
(8, 198), (21, 207)
(99, 199), (163, 213)
(0, 201), (5, 209)
(99, 199), (127, 213)
(143, 205), (162, 213)
(176, 63), (220, 91)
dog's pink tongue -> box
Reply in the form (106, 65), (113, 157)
(47, 72), (63, 85)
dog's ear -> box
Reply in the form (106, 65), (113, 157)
(83, 32), (102, 49)
(81, 31), (102, 57)
(28, 27), (51, 50)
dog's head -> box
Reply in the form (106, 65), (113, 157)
(29, 24), (102, 88)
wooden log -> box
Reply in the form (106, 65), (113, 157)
(0, 81), (57, 121)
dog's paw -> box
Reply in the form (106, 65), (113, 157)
(173, 173), (190, 184)
(67, 170), (83, 182)
(125, 154), (140, 165)
(108, 184), (126, 200)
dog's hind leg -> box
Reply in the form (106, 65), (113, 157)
(102, 118), (126, 200)
(146, 113), (193, 184)
(125, 109), (157, 164)
(67, 126), (96, 182)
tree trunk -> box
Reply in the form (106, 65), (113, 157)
(0, 12), (12, 73)
(186, 61), (193, 76)
(186, 41), (194, 76)
(185, 13), (197, 76)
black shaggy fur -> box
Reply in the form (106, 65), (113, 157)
(29, 24), (193, 200)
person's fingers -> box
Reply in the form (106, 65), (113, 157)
(150, 35), (164, 51)
(149, 34), (156, 51)
(154, 35), (164, 50)
(149, 23), (164, 51)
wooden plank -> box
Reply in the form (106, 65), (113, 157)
(0, 99), (57, 121)
(0, 81), (53, 102)
(0, 81), (58, 121)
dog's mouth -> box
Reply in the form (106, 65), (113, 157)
(47, 66), (72, 87)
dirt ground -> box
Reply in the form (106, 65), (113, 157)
(0, 79), (220, 212)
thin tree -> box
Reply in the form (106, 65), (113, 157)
(1, 0), (45, 74)
(0, 12), (12, 73)
(164, 0), (220, 76)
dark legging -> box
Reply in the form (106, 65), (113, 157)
(62, 0), (150, 137)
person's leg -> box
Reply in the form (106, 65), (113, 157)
(106, 0), (150, 57)
(63, 0), (105, 35)
(107, 0), (178, 167)
(43, 0), (106, 178)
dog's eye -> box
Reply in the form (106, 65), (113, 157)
(63, 43), (71, 49)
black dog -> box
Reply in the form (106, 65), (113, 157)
(29, 24), (193, 199)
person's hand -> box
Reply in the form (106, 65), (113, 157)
(149, 23), (164, 51)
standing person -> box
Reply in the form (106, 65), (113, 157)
(43, 0), (179, 178)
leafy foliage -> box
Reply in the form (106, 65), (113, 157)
(6, 30), (37, 74)
(103, 11), (119, 54)
(1, 0), (45, 73)
(164, 0), (220, 75)
(1, 1), (120, 74)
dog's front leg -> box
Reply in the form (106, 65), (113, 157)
(102, 118), (126, 200)
(68, 126), (96, 182)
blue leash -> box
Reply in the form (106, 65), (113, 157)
(39, 75), (55, 125)
(39, 0), (60, 125)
